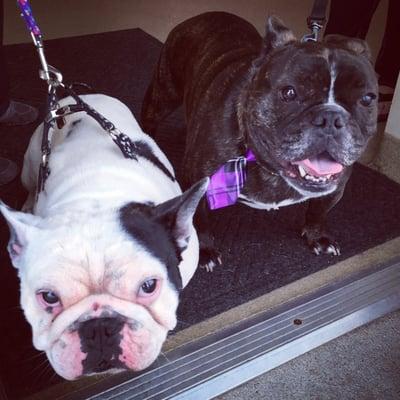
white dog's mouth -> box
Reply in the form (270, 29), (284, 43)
(48, 314), (166, 380)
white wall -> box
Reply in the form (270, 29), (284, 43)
(4, 0), (313, 43)
(386, 74), (400, 139)
(4, 0), (388, 62)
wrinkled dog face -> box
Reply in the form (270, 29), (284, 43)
(7, 215), (177, 380)
(0, 179), (208, 380)
(244, 19), (378, 194)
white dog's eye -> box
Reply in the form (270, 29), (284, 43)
(37, 290), (61, 307)
(138, 278), (158, 296)
(42, 291), (59, 304)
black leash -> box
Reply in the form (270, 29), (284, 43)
(302, 0), (329, 42)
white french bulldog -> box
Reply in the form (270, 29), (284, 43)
(0, 94), (208, 380)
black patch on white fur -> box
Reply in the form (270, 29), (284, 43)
(66, 119), (82, 138)
(119, 202), (183, 291)
(134, 140), (176, 182)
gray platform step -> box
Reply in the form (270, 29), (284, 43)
(66, 258), (400, 400)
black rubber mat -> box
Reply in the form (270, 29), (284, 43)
(1, 29), (400, 399)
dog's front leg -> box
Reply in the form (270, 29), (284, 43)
(194, 198), (222, 271)
(302, 185), (347, 256)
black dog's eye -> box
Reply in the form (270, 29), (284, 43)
(360, 93), (377, 106)
(280, 86), (297, 102)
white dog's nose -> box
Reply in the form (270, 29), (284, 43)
(78, 317), (125, 373)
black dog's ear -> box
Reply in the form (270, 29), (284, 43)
(120, 178), (209, 291)
(120, 178), (209, 255)
(151, 178), (209, 252)
(263, 16), (296, 54)
(324, 34), (372, 61)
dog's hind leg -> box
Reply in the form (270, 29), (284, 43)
(141, 48), (183, 137)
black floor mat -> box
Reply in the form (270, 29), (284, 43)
(1, 29), (400, 400)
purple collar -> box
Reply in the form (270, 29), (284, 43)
(206, 150), (256, 210)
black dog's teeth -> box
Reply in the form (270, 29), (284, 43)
(296, 165), (333, 183)
(297, 165), (307, 178)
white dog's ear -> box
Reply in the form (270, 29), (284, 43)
(152, 178), (209, 251)
(0, 202), (42, 269)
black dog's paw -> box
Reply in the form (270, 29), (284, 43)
(310, 236), (341, 256)
(302, 227), (341, 256)
(199, 247), (222, 272)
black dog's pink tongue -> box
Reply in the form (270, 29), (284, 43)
(293, 154), (343, 177)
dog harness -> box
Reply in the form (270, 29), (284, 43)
(17, 0), (177, 196)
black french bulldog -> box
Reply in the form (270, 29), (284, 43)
(141, 12), (378, 269)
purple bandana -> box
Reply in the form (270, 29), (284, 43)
(206, 150), (256, 210)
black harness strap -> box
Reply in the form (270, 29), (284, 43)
(37, 86), (176, 196)
(38, 85), (58, 193)
(58, 88), (176, 182)
(58, 90), (140, 160)
(308, 0), (328, 29)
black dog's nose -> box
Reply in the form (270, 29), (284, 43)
(312, 111), (346, 130)
(78, 317), (125, 374)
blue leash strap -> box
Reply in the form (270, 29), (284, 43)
(17, 0), (41, 38)
(17, 0), (59, 84)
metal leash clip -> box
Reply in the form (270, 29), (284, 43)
(35, 38), (64, 91)
(302, 21), (324, 42)
(40, 65), (64, 88)
(301, 0), (328, 42)
(18, 0), (63, 88)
